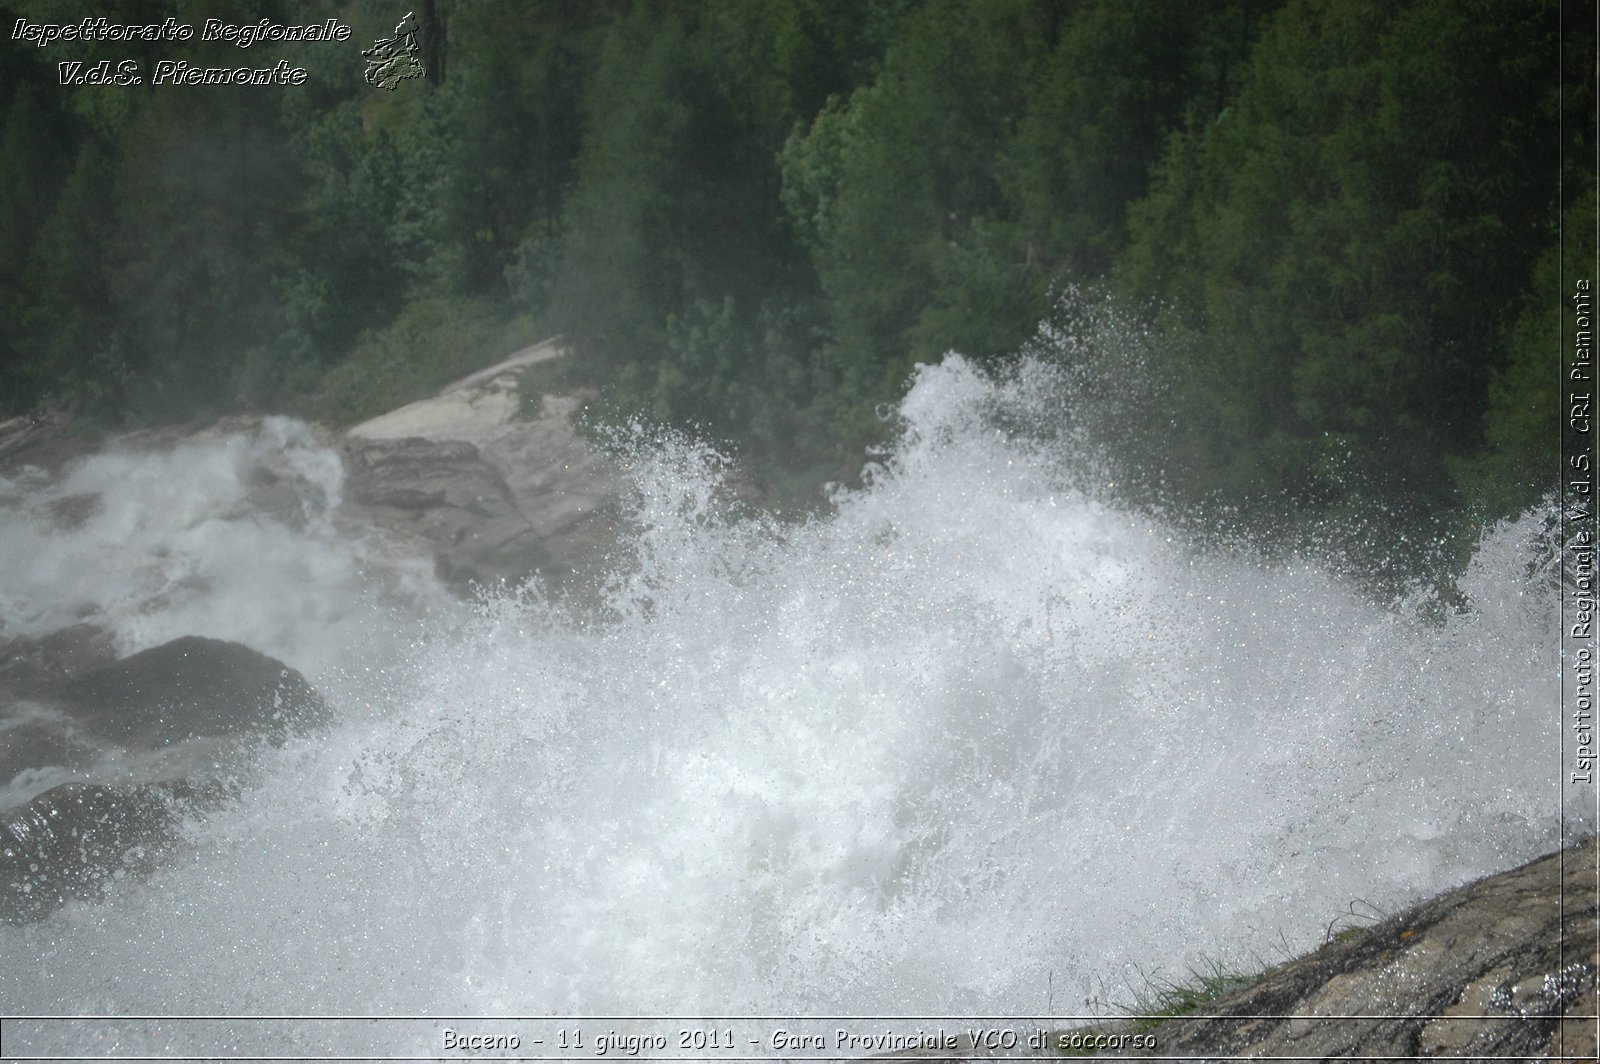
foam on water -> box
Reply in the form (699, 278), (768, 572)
(0, 355), (1577, 1038)
(0, 416), (454, 685)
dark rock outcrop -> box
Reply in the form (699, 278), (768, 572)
(0, 780), (213, 923)
(0, 624), (122, 785)
(0, 720), (97, 786)
(1075, 837), (1598, 1061)
(0, 635), (332, 922)
(50, 635), (330, 747)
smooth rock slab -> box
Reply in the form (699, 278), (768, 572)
(1095, 837), (1597, 1060)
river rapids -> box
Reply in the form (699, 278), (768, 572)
(0, 350), (1579, 1056)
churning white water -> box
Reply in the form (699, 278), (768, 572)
(0, 352), (1577, 1053)
(0, 417), (452, 680)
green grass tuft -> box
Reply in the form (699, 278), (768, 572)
(1117, 956), (1261, 1034)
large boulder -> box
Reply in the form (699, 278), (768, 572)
(340, 435), (540, 585)
(49, 635), (330, 747)
(0, 625), (118, 791)
(0, 635), (331, 922)
(0, 633), (331, 803)
(0, 717), (98, 791)
(343, 340), (624, 593)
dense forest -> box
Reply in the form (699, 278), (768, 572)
(0, 0), (1593, 580)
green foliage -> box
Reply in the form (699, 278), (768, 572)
(1009, 0), (1271, 279)
(1453, 178), (1597, 523)
(443, 3), (595, 293)
(0, 0), (1577, 577)
(777, 91), (860, 255)
(787, 0), (1050, 378)
(17, 140), (129, 416)
(310, 295), (531, 426)
(1117, 0), (1564, 532)
(552, 2), (699, 363)
(0, 90), (85, 411)
(111, 92), (302, 419)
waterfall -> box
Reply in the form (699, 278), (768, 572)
(0, 353), (1575, 1055)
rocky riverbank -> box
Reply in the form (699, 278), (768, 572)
(1, 340), (632, 919)
(1051, 837), (1597, 1061)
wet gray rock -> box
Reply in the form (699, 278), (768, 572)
(340, 435), (541, 587)
(0, 410), (94, 477)
(0, 625), (121, 787)
(0, 636), (332, 922)
(50, 635), (330, 747)
(1082, 837), (1598, 1061)
(342, 344), (625, 593)
(0, 780), (212, 923)
(42, 492), (99, 530)
(0, 719), (97, 785)
(0, 633), (331, 807)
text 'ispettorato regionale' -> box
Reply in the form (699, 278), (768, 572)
(11, 17), (352, 86)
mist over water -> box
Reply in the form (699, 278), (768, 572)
(0, 353), (1576, 1041)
